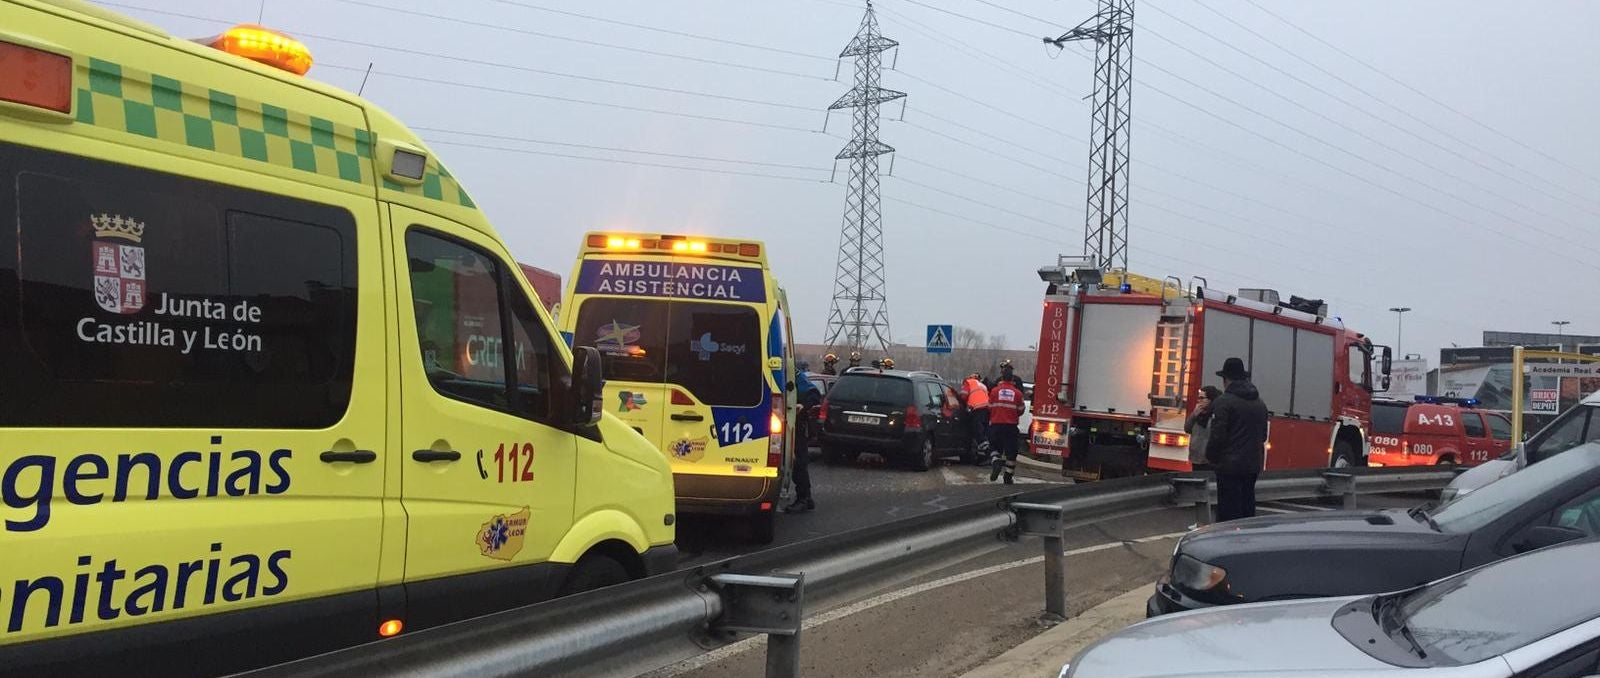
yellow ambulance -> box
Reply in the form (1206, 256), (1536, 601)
(561, 233), (797, 543)
(0, 1), (677, 675)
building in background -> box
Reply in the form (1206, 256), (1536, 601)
(1432, 330), (1600, 434)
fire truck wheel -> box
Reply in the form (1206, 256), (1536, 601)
(1331, 440), (1364, 468)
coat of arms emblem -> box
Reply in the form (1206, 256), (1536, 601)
(90, 213), (147, 314)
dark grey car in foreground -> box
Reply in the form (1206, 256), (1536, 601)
(1150, 444), (1600, 617)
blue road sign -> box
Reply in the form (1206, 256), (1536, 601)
(926, 324), (953, 354)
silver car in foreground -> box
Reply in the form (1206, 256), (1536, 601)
(1063, 539), (1600, 677)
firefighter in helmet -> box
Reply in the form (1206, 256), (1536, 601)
(847, 352), (863, 370)
(822, 353), (839, 376)
(880, 357), (895, 370)
(998, 359), (1017, 385)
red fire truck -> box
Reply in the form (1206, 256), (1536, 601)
(518, 263), (563, 320)
(1028, 256), (1392, 479)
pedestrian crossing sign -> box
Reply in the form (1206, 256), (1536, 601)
(926, 324), (953, 354)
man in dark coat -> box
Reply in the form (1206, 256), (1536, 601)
(1204, 357), (1269, 522)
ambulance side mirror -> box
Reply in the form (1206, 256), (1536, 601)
(572, 346), (604, 426)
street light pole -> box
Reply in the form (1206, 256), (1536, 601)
(1553, 320), (1571, 337)
(1388, 307), (1412, 359)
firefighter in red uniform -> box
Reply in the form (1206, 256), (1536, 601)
(987, 367), (1026, 484)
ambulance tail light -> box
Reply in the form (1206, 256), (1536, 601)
(0, 40), (72, 113)
(768, 395), (786, 468)
(205, 25), (313, 76)
(817, 397), (828, 423)
(378, 619), (404, 637)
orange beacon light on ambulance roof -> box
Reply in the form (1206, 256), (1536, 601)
(204, 25), (314, 76)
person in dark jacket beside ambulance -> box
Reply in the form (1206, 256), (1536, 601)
(1205, 358), (1269, 521)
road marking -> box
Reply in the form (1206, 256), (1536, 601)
(939, 466), (1051, 486)
(652, 530), (1189, 676)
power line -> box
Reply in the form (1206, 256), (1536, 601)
(481, 0), (835, 62)
(323, 0), (832, 81)
(424, 138), (830, 183)
(891, 69), (1065, 139)
(1130, 55), (1600, 271)
(890, 0), (1040, 39)
(326, 65), (816, 132)
(963, 0), (1069, 31)
(896, 155), (1074, 210)
(1243, 0), (1600, 193)
(1142, 3), (1600, 227)
(876, 4), (1079, 103)
(413, 126), (831, 171)
(903, 3), (1597, 267)
(903, 106), (1068, 167)
(316, 59), (814, 112)
(889, 175), (1056, 229)
(898, 119), (1074, 179)
(885, 197), (1068, 246)
(1187, 1), (1600, 217)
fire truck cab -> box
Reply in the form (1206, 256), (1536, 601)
(1029, 257), (1391, 479)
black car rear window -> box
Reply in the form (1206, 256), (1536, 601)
(1371, 403), (1409, 435)
(828, 374), (913, 406)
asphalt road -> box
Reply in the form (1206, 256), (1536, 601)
(673, 451), (1068, 568)
(654, 454), (1429, 678)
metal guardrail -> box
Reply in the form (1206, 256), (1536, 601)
(241, 466), (1452, 678)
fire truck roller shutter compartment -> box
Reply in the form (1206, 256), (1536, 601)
(1076, 303), (1160, 415)
(1292, 331), (1335, 420)
(1251, 321), (1294, 416)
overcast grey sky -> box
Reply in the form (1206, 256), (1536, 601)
(114, 0), (1600, 361)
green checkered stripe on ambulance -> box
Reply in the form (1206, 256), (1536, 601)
(382, 161), (475, 208)
(72, 57), (474, 208)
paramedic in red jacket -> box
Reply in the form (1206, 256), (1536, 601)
(987, 372), (1027, 484)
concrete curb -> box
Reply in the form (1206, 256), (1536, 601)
(957, 586), (1150, 678)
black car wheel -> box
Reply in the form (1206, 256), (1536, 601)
(823, 443), (849, 465)
(907, 435), (935, 472)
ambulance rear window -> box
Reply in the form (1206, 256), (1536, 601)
(572, 297), (762, 406)
(0, 144), (357, 428)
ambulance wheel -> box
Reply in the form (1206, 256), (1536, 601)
(750, 510), (776, 545)
(907, 435), (935, 472)
(1331, 440), (1363, 469)
(559, 554), (630, 596)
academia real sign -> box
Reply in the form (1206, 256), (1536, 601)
(1525, 364), (1600, 377)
